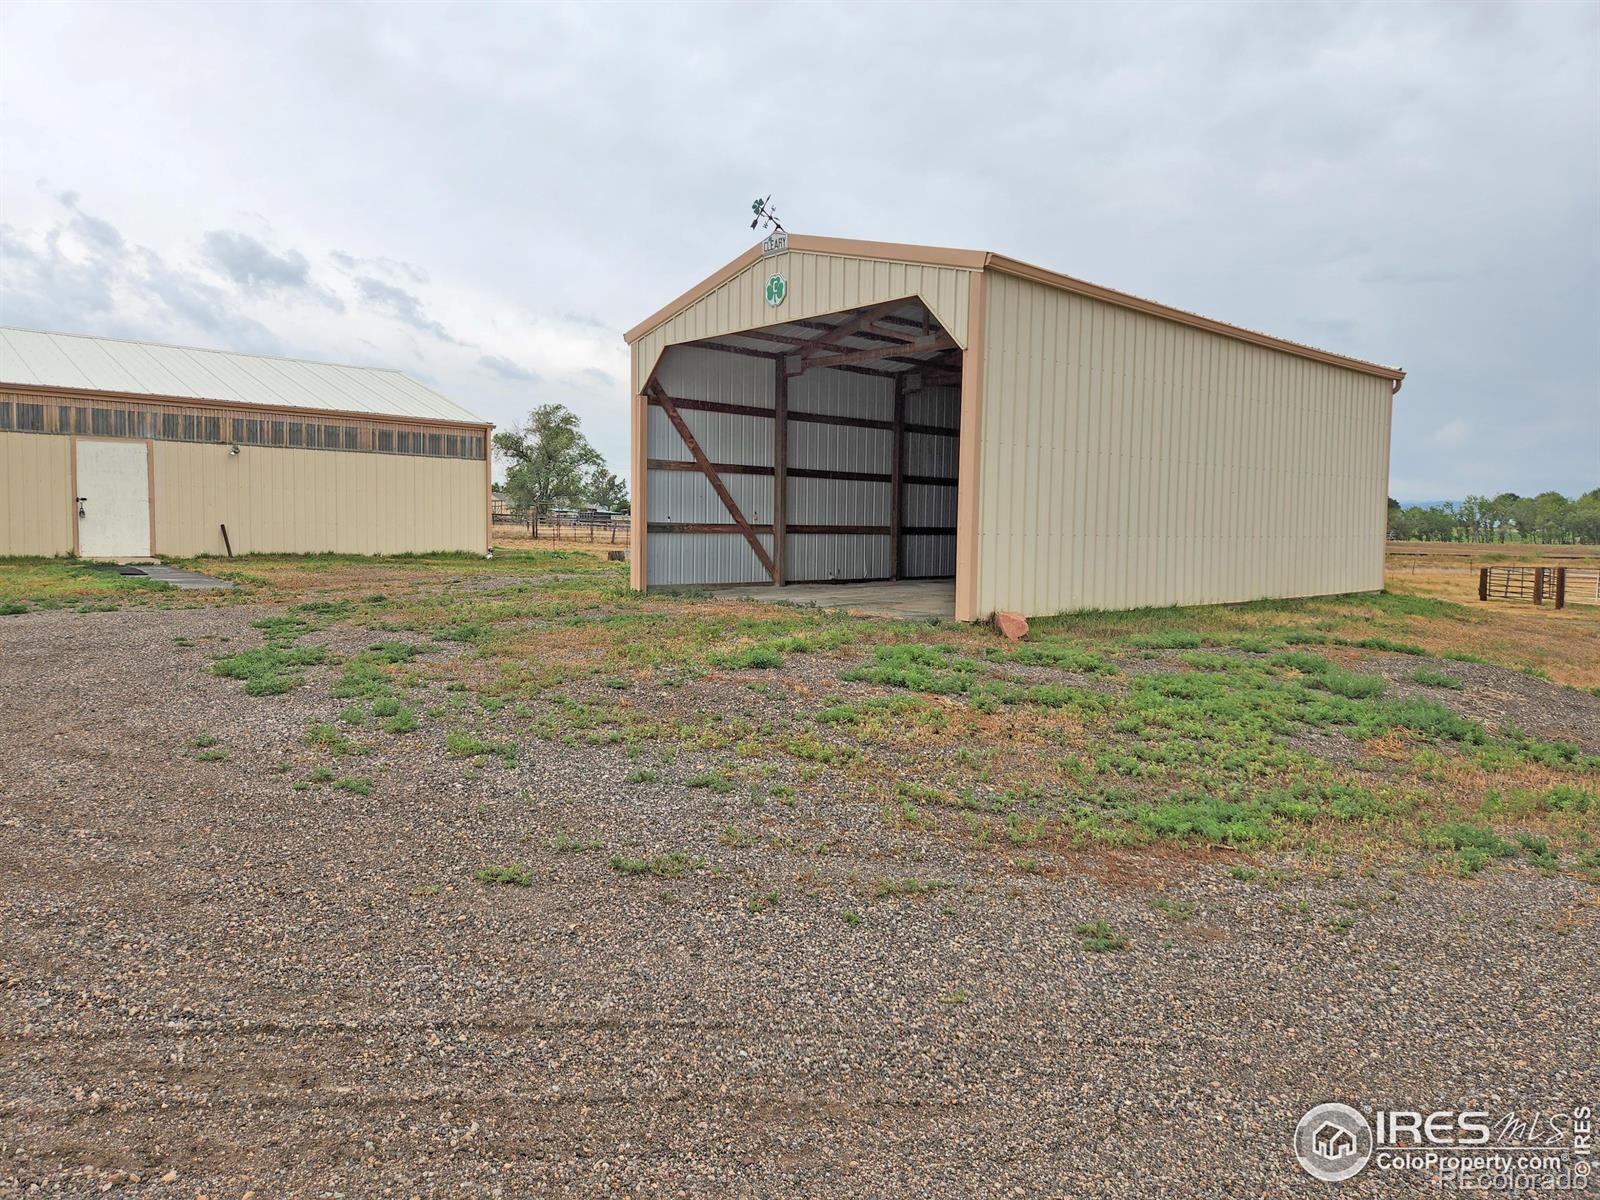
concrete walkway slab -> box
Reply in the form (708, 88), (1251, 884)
(132, 565), (236, 591)
(711, 579), (954, 621)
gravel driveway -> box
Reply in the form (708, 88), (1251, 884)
(2, 605), (1596, 1198)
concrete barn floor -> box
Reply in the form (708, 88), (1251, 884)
(711, 578), (956, 621)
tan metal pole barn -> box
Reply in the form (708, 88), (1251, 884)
(625, 235), (1403, 623)
(0, 328), (493, 559)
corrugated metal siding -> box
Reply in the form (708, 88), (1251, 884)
(0, 327), (484, 423)
(650, 470), (773, 525)
(975, 270), (1392, 618)
(656, 345), (775, 409)
(650, 532), (774, 586)
(646, 340), (930, 586)
(904, 482), (957, 526)
(904, 383), (959, 577)
(903, 534), (956, 578)
(788, 534), (891, 582)
(908, 384), (961, 430)
(0, 430), (73, 555)
(789, 367), (891, 421)
(648, 405), (774, 466)
(152, 441), (486, 556)
(788, 420), (891, 474)
(634, 250), (973, 386)
(905, 430), (959, 478)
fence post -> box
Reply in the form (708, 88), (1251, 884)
(1533, 567), (1546, 606)
(1555, 567), (1566, 610)
(1478, 567), (1488, 602)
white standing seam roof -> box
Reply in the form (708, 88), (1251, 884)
(0, 327), (487, 425)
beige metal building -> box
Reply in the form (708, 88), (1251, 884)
(0, 328), (491, 559)
(625, 234), (1404, 622)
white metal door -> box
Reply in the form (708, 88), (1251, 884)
(76, 439), (151, 558)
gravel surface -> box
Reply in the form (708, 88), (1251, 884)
(2, 605), (1597, 1198)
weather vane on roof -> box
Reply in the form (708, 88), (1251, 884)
(750, 195), (786, 235)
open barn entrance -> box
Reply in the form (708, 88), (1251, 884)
(641, 296), (962, 609)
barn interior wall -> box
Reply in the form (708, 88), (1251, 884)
(645, 344), (959, 587)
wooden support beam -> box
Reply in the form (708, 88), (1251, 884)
(788, 317), (915, 347)
(647, 458), (956, 487)
(891, 372), (905, 581)
(649, 384), (775, 581)
(648, 393), (954, 438)
(697, 341), (784, 360)
(799, 300), (915, 361)
(797, 335), (958, 373)
(649, 523), (957, 536)
(867, 322), (925, 344)
(773, 362), (788, 587)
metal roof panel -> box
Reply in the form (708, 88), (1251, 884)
(0, 326), (487, 423)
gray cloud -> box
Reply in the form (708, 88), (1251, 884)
(57, 191), (123, 252)
(139, 248), (281, 352)
(478, 353), (538, 383)
(565, 366), (616, 390)
(0, 224), (118, 330)
(352, 275), (456, 342)
(201, 229), (310, 291)
(332, 249), (429, 285)
(1, 2), (1594, 492)
(0, 201), (277, 351)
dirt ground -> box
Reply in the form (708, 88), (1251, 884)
(2, 557), (1598, 1198)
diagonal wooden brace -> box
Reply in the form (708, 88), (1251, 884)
(649, 383), (775, 580)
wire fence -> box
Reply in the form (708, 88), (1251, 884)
(493, 514), (632, 545)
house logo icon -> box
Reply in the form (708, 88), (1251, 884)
(1294, 1102), (1373, 1182)
(1314, 1121), (1356, 1159)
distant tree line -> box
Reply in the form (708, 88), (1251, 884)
(1388, 490), (1600, 544)
(493, 403), (629, 516)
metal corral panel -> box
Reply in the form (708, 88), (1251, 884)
(974, 271), (1393, 617)
(0, 326), (485, 423)
(633, 248), (973, 384)
(648, 468), (772, 525)
(657, 345), (775, 409)
(788, 533), (891, 582)
(789, 367), (892, 421)
(651, 532), (774, 586)
(0, 430), (73, 554)
(903, 533), (956, 578)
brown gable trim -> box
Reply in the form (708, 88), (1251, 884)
(624, 235), (1405, 387)
(983, 255), (1405, 384)
(622, 235), (985, 345)
(0, 381), (492, 432)
(624, 243), (766, 346)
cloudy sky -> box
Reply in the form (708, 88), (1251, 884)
(2, 1), (1595, 499)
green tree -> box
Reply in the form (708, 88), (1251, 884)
(584, 467), (629, 512)
(493, 404), (604, 517)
